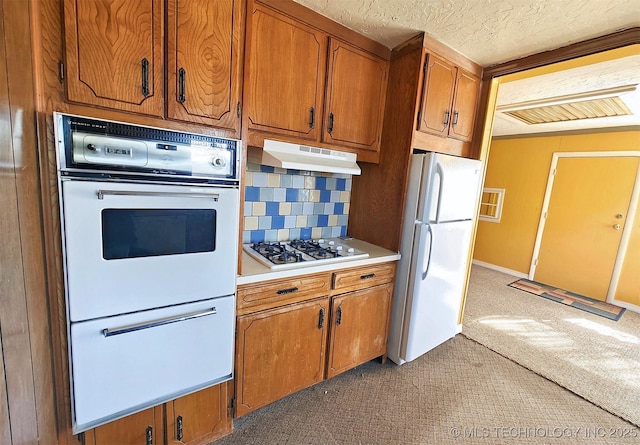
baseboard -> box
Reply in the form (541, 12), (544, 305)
(611, 299), (640, 315)
(472, 260), (528, 279)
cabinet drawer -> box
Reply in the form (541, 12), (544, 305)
(237, 273), (331, 315)
(331, 263), (396, 294)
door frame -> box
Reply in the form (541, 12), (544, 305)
(529, 151), (640, 303)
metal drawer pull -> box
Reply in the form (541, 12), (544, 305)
(336, 306), (342, 326)
(360, 273), (376, 280)
(318, 308), (325, 329)
(146, 426), (153, 445)
(176, 415), (183, 441)
(97, 189), (219, 201)
(276, 286), (299, 295)
(103, 307), (217, 337)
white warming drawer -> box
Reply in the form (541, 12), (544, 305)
(70, 295), (235, 433)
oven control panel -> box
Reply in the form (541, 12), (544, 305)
(55, 113), (240, 183)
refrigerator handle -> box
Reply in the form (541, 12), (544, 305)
(421, 224), (433, 280)
(434, 164), (444, 223)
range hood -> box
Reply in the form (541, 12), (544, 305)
(253, 139), (361, 175)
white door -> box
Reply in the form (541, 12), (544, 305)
(62, 180), (239, 321)
(401, 220), (472, 362)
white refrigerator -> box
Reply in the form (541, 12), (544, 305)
(387, 151), (483, 364)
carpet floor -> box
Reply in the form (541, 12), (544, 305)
(464, 265), (640, 427)
(214, 265), (639, 444)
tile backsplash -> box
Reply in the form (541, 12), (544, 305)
(243, 163), (351, 244)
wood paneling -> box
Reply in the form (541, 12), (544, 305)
(331, 263), (396, 295)
(348, 43), (423, 251)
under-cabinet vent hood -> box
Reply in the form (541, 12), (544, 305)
(255, 139), (361, 175)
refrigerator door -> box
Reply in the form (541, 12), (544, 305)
(400, 220), (473, 362)
(417, 153), (482, 223)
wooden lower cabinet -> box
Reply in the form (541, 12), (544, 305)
(235, 297), (329, 417)
(81, 383), (231, 445)
(326, 283), (393, 378)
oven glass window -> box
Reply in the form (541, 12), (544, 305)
(102, 209), (216, 260)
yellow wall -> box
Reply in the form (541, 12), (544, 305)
(473, 130), (640, 306)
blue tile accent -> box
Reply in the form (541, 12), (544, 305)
(260, 165), (275, 173)
(307, 215), (318, 227)
(331, 226), (341, 237)
(331, 191), (341, 202)
(258, 216), (272, 230)
(250, 230), (265, 243)
(289, 228), (301, 240)
(245, 187), (260, 202)
(326, 178), (337, 190)
(273, 188), (286, 202)
(303, 202), (314, 215)
(264, 229), (278, 242)
(338, 215), (348, 226)
(300, 227), (312, 239)
(321, 227), (333, 238)
(286, 188), (299, 202)
(244, 201), (253, 216)
(313, 203), (325, 214)
(334, 202), (344, 215)
(315, 177), (326, 190)
(266, 202), (280, 216)
(291, 202), (304, 215)
(271, 216), (285, 229)
(323, 203), (335, 215)
(318, 214), (328, 227)
(320, 190), (331, 202)
(340, 225), (347, 237)
(292, 175), (304, 189)
(336, 178), (346, 191)
(242, 231), (251, 244)
(284, 215), (297, 228)
(253, 172), (268, 187)
(280, 175), (293, 188)
(259, 188), (274, 202)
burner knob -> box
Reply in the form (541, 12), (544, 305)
(318, 239), (325, 244)
(336, 246), (343, 251)
(328, 240), (335, 246)
(212, 156), (226, 167)
(347, 248), (355, 254)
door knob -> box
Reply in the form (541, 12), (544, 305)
(613, 224), (621, 230)
(615, 214), (624, 219)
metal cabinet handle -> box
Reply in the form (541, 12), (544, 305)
(360, 273), (376, 280)
(336, 306), (342, 326)
(309, 107), (315, 129)
(176, 415), (183, 441)
(328, 113), (334, 134)
(146, 426), (153, 445)
(452, 110), (459, 125)
(318, 308), (325, 329)
(141, 58), (150, 97)
(276, 287), (299, 295)
(103, 307), (217, 337)
(443, 109), (450, 126)
(96, 189), (219, 201)
(178, 68), (186, 103)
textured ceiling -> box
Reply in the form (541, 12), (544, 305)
(293, 0), (639, 66)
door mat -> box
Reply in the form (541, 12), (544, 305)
(508, 278), (626, 321)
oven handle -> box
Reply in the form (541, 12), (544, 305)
(102, 307), (218, 337)
(96, 189), (219, 201)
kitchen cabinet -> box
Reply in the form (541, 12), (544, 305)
(62, 0), (165, 117)
(243, 2), (326, 141)
(80, 384), (231, 445)
(62, 0), (243, 134)
(234, 262), (396, 417)
(323, 39), (388, 154)
(166, 384), (232, 445)
(80, 405), (163, 445)
(243, 0), (390, 163)
(327, 264), (395, 378)
(418, 52), (480, 143)
(166, 0), (243, 132)
(235, 296), (330, 417)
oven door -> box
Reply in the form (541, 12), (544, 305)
(61, 179), (239, 321)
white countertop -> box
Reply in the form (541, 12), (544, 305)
(236, 239), (401, 285)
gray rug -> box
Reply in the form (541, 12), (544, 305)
(463, 265), (640, 427)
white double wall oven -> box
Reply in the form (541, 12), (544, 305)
(54, 113), (241, 433)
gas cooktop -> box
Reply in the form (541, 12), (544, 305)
(243, 238), (369, 270)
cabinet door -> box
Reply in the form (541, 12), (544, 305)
(448, 69), (480, 142)
(417, 53), (456, 137)
(235, 297), (329, 417)
(323, 39), (388, 158)
(244, 3), (326, 140)
(62, 0), (164, 116)
(82, 406), (163, 445)
(326, 284), (393, 379)
(167, 0), (244, 134)
(166, 384), (231, 445)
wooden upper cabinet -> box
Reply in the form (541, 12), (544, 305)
(418, 53), (456, 137)
(323, 39), (388, 155)
(62, 0), (164, 117)
(449, 68), (480, 142)
(166, 0), (243, 134)
(244, 3), (326, 140)
(417, 52), (480, 144)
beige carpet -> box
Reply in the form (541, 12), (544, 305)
(215, 335), (635, 445)
(463, 265), (640, 427)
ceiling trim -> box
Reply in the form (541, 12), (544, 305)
(491, 125), (640, 140)
(482, 27), (640, 80)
